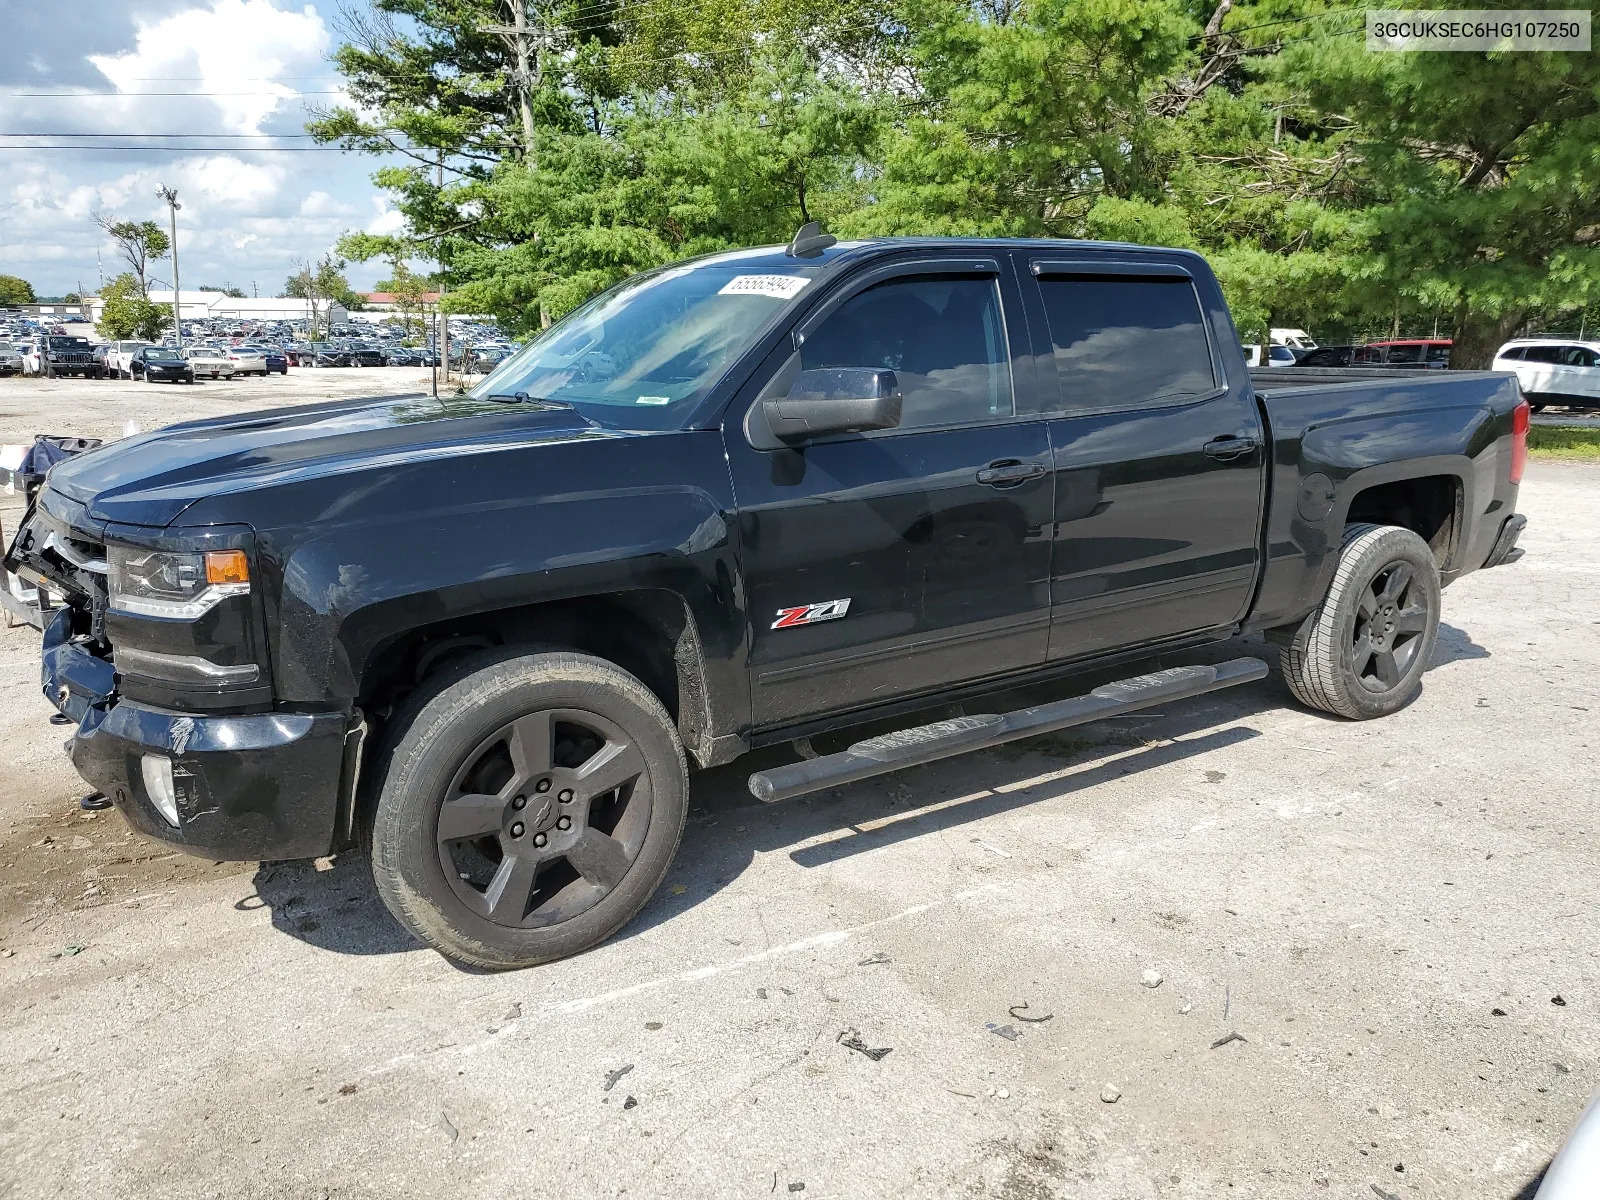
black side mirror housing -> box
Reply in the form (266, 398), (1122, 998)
(762, 368), (903, 442)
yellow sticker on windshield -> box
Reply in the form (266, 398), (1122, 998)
(717, 275), (810, 300)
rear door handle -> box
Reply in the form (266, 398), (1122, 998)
(977, 460), (1046, 487)
(1203, 435), (1260, 461)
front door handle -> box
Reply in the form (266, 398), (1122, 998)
(977, 460), (1046, 487)
(1203, 435), (1260, 461)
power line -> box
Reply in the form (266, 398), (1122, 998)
(0, 89), (346, 98)
(0, 132), (319, 138)
(0, 144), (354, 152)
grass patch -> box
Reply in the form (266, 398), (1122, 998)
(1527, 425), (1600, 460)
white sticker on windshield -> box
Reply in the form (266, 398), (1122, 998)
(718, 274), (810, 300)
(636, 395), (672, 405)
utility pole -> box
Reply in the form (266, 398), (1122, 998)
(96, 249), (104, 293)
(437, 149), (450, 385)
(156, 185), (183, 350)
(480, 0), (552, 167)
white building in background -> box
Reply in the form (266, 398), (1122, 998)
(86, 290), (347, 326)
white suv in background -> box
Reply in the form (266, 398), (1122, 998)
(1493, 339), (1600, 411)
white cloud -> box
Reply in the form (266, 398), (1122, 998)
(88, 0), (331, 135)
(365, 196), (408, 236)
(0, 1), (399, 295)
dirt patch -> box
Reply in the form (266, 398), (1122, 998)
(0, 796), (248, 935)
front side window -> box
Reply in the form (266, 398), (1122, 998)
(1561, 346), (1597, 367)
(1385, 344), (1425, 363)
(1033, 276), (1215, 412)
(798, 276), (1013, 429)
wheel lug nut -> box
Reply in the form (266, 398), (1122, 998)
(559, 789), (573, 803)
(509, 822), (524, 837)
(533, 832), (547, 848)
(512, 795), (527, 810)
(535, 779), (552, 793)
(557, 815), (571, 831)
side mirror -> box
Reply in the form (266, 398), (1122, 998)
(762, 368), (902, 442)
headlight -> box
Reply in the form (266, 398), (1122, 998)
(108, 546), (250, 619)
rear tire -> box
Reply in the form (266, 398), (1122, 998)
(369, 649), (688, 969)
(1279, 523), (1441, 719)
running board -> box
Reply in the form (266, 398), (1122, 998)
(746, 656), (1268, 803)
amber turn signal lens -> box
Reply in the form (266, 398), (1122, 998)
(204, 550), (250, 585)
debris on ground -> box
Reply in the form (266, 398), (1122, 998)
(670, 884), (687, 895)
(79, 792), (111, 811)
(1, 949), (13, 958)
(986, 1023), (1022, 1042)
(756, 987), (768, 999)
(837, 1029), (892, 1061)
(1180, 1003), (1192, 1014)
(604, 1064), (635, 1091)
(1371, 1186), (1400, 1200)
(439, 1112), (459, 1144)
(1141, 969), (1163, 989)
(1555, 1062), (1572, 1074)
(1008, 1002), (1053, 1023)
(1204, 770), (1226, 783)
(1551, 995), (1567, 1007)
(788, 1184), (805, 1193)
(970, 838), (1012, 858)
(1100, 1083), (1121, 1104)
(623, 1096), (638, 1110)
(1491, 1008), (1508, 1016)
(52, 943), (85, 958)
(858, 951), (891, 966)
(338, 1083), (357, 1095)
(645, 1021), (663, 1031)
(503, 1002), (522, 1022)
(1210, 1031), (1247, 1049)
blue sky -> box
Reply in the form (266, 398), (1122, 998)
(0, 0), (406, 296)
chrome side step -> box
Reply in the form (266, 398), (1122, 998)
(746, 656), (1268, 803)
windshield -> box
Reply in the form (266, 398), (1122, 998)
(147, 348), (183, 361)
(471, 262), (822, 428)
(48, 337), (89, 349)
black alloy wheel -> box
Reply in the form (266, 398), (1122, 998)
(1278, 522), (1441, 719)
(434, 708), (652, 928)
(370, 649), (688, 968)
(1348, 561), (1428, 692)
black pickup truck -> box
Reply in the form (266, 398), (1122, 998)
(6, 233), (1528, 969)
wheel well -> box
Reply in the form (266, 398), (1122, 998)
(1345, 475), (1460, 569)
(356, 589), (717, 765)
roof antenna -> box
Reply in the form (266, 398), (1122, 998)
(786, 220), (836, 258)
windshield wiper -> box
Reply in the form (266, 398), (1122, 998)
(484, 392), (576, 409)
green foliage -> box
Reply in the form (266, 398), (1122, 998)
(199, 284), (247, 298)
(97, 274), (167, 341)
(319, 0), (1600, 365)
(0, 275), (37, 305)
(94, 217), (169, 296)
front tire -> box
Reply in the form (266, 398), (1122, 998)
(369, 650), (688, 969)
(1279, 523), (1441, 720)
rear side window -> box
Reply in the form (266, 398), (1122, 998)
(1498, 346), (1526, 360)
(1427, 344), (1452, 363)
(1524, 345), (1565, 364)
(1385, 344), (1425, 363)
(1031, 276), (1215, 412)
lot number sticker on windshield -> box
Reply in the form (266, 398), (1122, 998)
(718, 275), (810, 300)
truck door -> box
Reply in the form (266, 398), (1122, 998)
(1014, 255), (1266, 661)
(724, 256), (1055, 728)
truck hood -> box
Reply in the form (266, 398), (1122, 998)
(47, 391), (617, 529)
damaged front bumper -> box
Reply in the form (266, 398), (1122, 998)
(44, 608), (353, 861)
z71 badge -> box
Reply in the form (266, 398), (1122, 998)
(771, 598), (852, 629)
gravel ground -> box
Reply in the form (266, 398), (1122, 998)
(0, 374), (1594, 1200)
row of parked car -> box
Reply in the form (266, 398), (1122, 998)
(1242, 331), (1600, 410)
